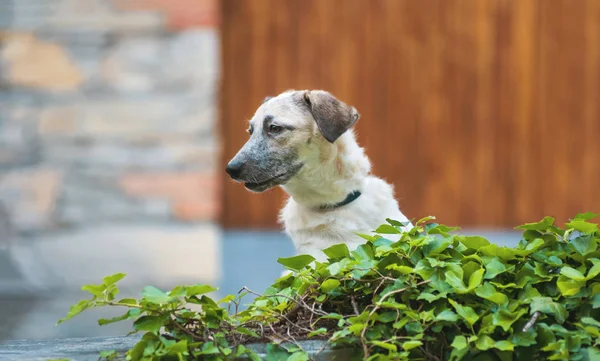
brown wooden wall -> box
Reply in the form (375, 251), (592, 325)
(219, 0), (600, 229)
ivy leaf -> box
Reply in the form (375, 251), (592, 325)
(449, 299), (479, 326)
(133, 315), (165, 334)
(98, 309), (141, 326)
(103, 273), (126, 286)
(565, 220), (598, 233)
(515, 216), (555, 231)
(468, 268), (485, 290)
(492, 308), (527, 332)
(475, 335), (496, 350)
(560, 266), (586, 281)
(402, 340), (423, 351)
(371, 340), (397, 352)
(475, 283), (508, 305)
(587, 259), (600, 280)
(451, 335), (468, 350)
(484, 258), (508, 279)
(494, 340), (515, 351)
(323, 244), (350, 260)
(320, 279), (341, 293)
(530, 297), (567, 324)
(557, 275), (586, 296)
(141, 286), (171, 304)
(375, 224), (401, 234)
(57, 300), (91, 324)
(436, 309), (459, 322)
(185, 285), (218, 297)
(277, 255), (316, 271)
(81, 284), (106, 297)
(265, 344), (290, 361)
(568, 235), (597, 256)
(572, 212), (600, 221)
(456, 236), (490, 249)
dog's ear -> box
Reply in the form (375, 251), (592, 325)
(263, 96), (273, 104)
(303, 90), (360, 143)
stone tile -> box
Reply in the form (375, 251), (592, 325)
(0, 168), (62, 233)
(113, 0), (219, 30)
(0, 32), (84, 91)
(8, 223), (221, 290)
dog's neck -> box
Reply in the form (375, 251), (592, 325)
(281, 131), (371, 210)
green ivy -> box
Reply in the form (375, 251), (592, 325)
(59, 214), (600, 360)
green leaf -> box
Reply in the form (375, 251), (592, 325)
(557, 275), (586, 296)
(484, 258), (508, 279)
(446, 271), (467, 293)
(322, 244), (350, 260)
(371, 340), (397, 352)
(560, 266), (586, 281)
(320, 279), (341, 293)
(573, 212), (600, 221)
(423, 237), (452, 256)
(266, 344), (290, 361)
(468, 268), (485, 290)
(57, 300), (91, 324)
(99, 350), (117, 358)
(386, 264), (414, 274)
(449, 299), (480, 326)
(565, 220), (598, 233)
(98, 309), (141, 326)
(81, 284), (106, 297)
(103, 273), (126, 286)
(352, 244), (374, 260)
(492, 308), (527, 332)
(402, 340), (423, 351)
(185, 285), (218, 297)
(515, 216), (555, 231)
(327, 258), (351, 276)
(475, 335), (496, 350)
(375, 224), (401, 234)
(494, 341), (515, 351)
(587, 259), (600, 280)
(117, 298), (138, 306)
(286, 352), (309, 361)
(133, 315), (165, 334)
(569, 235), (598, 256)
(141, 286), (171, 304)
(451, 335), (468, 350)
(386, 218), (411, 228)
(475, 283), (508, 305)
(530, 297), (567, 324)
(456, 235), (490, 249)
(436, 309), (459, 322)
(581, 317), (600, 328)
(277, 255), (316, 271)
(237, 327), (260, 338)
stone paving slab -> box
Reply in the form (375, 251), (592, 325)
(0, 336), (362, 361)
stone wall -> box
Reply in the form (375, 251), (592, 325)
(0, 0), (220, 235)
(0, 0), (222, 339)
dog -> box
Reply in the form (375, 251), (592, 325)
(226, 90), (412, 262)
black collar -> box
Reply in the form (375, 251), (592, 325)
(318, 190), (362, 211)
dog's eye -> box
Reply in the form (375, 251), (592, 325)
(247, 126), (253, 135)
(269, 124), (283, 134)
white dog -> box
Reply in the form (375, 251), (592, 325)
(226, 90), (412, 262)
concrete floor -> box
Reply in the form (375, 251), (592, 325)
(0, 228), (521, 342)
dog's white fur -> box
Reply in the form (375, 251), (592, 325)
(228, 89), (412, 262)
(280, 129), (411, 262)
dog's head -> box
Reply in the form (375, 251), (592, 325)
(226, 90), (360, 192)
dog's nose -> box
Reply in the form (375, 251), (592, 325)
(226, 160), (243, 179)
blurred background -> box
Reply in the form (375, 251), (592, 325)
(0, 0), (598, 341)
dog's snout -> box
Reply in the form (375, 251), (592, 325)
(226, 160), (244, 179)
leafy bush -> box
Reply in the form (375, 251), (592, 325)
(59, 214), (600, 361)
